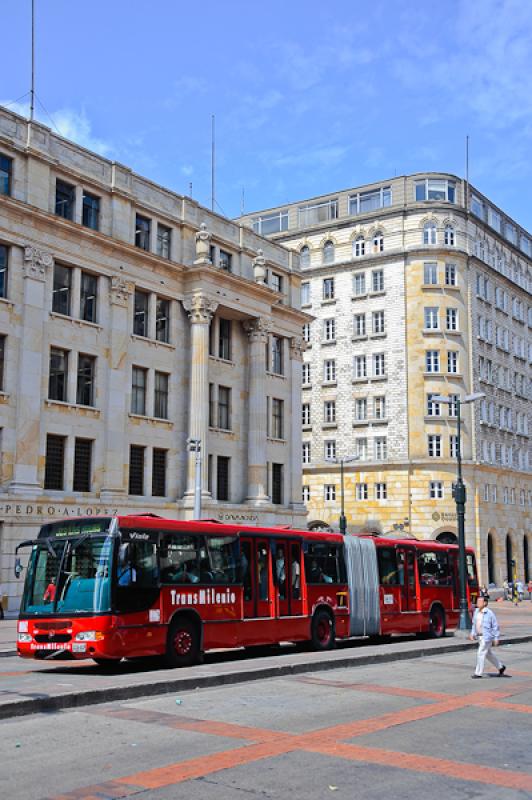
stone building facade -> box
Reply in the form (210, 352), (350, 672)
(0, 107), (308, 613)
(240, 174), (532, 585)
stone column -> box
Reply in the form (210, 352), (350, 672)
(182, 292), (218, 499)
(9, 247), (53, 495)
(243, 317), (271, 505)
(100, 276), (134, 500)
(289, 336), (306, 510)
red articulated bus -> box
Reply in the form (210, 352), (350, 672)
(15, 515), (478, 666)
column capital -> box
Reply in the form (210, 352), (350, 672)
(23, 246), (53, 281)
(182, 292), (218, 323)
(110, 276), (134, 306)
(290, 336), (305, 362)
(243, 316), (272, 343)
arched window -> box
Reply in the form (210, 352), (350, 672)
(436, 532), (457, 545)
(323, 240), (334, 264)
(353, 236), (365, 258)
(487, 533), (495, 585)
(506, 535), (513, 581)
(300, 245), (310, 268)
(373, 231), (384, 253)
(444, 225), (455, 246)
(423, 222), (437, 245)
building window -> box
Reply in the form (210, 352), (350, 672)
(218, 318), (232, 360)
(131, 366), (147, 415)
(73, 438), (92, 492)
(424, 307), (439, 330)
(325, 440), (336, 460)
(0, 245), (7, 299)
(52, 264), (72, 315)
(129, 445), (145, 495)
(353, 236), (365, 257)
(446, 308), (458, 331)
(0, 335), (4, 391)
(353, 273), (366, 295)
(373, 353), (386, 377)
(356, 482), (368, 500)
(216, 385), (231, 430)
(49, 348), (68, 402)
(354, 355), (367, 379)
(428, 434), (442, 458)
(415, 178), (455, 202)
(444, 225), (455, 246)
(445, 263), (456, 286)
(217, 456), (230, 501)
(82, 192), (100, 230)
(55, 179), (75, 220)
(0, 154), (12, 195)
(425, 350), (440, 373)
(215, 249), (231, 272)
(447, 351), (459, 373)
(324, 318), (336, 341)
(427, 393), (441, 417)
(44, 434), (65, 490)
(271, 398), (284, 439)
(155, 297), (170, 343)
(135, 214), (151, 250)
(354, 313), (366, 337)
(423, 222), (437, 245)
(449, 435), (458, 458)
(302, 485), (310, 503)
(271, 463), (283, 504)
(80, 272), (97, 323)
(76, 354), (95, 406)
(271, 335), (283, 374)
(301, 282), (311, 304)
(302, 442), (311, 464)
(299, 199), (338, 227)
(154, 371), (169, 419)
(252, 210), (289, 235)
(323, 277), (335, 299)
(302, 363), (311, 385)
(375, 437), (387, 460)
(424, 262), (438, 285)
(303, 323), (311, 343)
(323, 241), (335, 264)
(325, 484), (336, 501)
(133, 290), (149, 337)
(324, 400), (336, 423)
(152, 449), (167, 497)
(270, 271), (282, 292)
(324, 359), (336, 382)
(372, 269), (384, 292)
(374, 396), (386, 419)
(356, 437), (368, 460)
(372, 310), (385, 334)
(372, 232), (384, 253)
(355, 397), (367, 421)
(300, 246), (310, 268)
(429, 481), (443, 499)
(349, 186), (391, 214)
(375, 482), (387, 500)
(302, 403), (311, 426)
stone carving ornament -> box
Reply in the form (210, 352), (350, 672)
(23, 246), (53, 281)
(252, 249), (267, 284)
(182, 292), (218, 324)
(194, 222), (212, 264)
(110, 276), (134, 306)
(243, 316), (271, 343)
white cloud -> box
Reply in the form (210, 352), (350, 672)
(271, 144), (348, 169)
(181, 164), (194, 177)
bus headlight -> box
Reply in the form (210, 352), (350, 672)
(75, 631), (104, 642)
(18, 633), (32, 642)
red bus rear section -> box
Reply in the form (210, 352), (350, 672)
(16, 516), (478, 666)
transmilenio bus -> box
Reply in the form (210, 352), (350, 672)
(16, 515), (478, 666)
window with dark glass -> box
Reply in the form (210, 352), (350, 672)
(135, 214), (151, 250)
(0, 245), (7, 299)
(270, 272), (283, 293)
(152, 448), (167, 496)
(377, 547), (399, 584)
(271, 335), (283, 374)
(154, 371), (169, 419)
(76, 354), (95, 406)
(131, 366), (147, 415)
(80, 272), (97, 323)
(82, 192), (100, 230)
(209, 383), (216, 427)
(272, 463), (283, 504)
(272, 398), (284, 439)
(129, 445), (145, 495)
(55, 179), (75, 220)
(217, 456), (230, 501)
(134, 289), (149, 336)
(0, 154), (12, 196)
(73, 438), (92, 492)
(49, 348), (68, 401)
(52, 264), (72, 315)
(218, 386), (231, 430)
(0, 335), (5, 391)
(44, 434), (65, 490)
(219, 249), (232, 271)
(304, 542), (343, 583)
(418, 551), (451, 586)
(218, 318), (232, 360)
(155, 297), (169, 343)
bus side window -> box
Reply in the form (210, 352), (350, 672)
(378, 547), (399, 585)
(240, 541), (252, 600)
(291, 543), (301, 599)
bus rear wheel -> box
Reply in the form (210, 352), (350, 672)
(166, 617), (201, 667)
(429, 605), (446, 638)
(311, 609), (335, 651)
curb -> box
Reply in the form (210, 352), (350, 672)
(2, 634), (532, 721)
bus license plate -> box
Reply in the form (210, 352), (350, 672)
(72, 643), (87, 653)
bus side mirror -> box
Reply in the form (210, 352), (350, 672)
(14, 558), (23, 579)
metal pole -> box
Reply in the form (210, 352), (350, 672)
(211, 114), (215, 212)
(455, 398), (471, 631)
(339, 459), (347, 536)
(193, 442), (202, 520)
(30, 0), (35, 121)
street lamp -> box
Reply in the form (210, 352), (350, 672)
(432, 391), (485, 634)
(325, 454), (360, 535)
(187, 438), (202, 519)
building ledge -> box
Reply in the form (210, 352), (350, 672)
(45, 399), (100, 416)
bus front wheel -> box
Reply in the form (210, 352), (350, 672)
(166, 617), (201, 667)
(311, 609), (336, 651)
(429, 605), (446, 638)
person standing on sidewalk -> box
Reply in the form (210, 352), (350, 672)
(470, 592), (506, 679)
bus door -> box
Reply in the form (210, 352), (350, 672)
(273, 540), (303, 617)
(397, 547), (418, 612)
(241, 538), (272, 619)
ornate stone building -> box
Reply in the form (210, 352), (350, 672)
(240, 174), (532, 585)
(0, 106), (308, 612)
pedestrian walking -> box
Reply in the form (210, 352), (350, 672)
(470, 591), (506, 678)
(516, 580), (524, 602)
(502, 579), (509, 601)
(528, 580), (532, 602)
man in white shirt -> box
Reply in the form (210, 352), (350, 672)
(470, 592), (506, 678)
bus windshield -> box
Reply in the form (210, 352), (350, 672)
(21, 534), (114, 615)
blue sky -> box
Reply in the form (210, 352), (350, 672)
(2, 0), (532, 229)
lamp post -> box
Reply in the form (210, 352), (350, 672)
(433, 392), (485, 634)
(325, 454), (360, 536)
(187, 438), (202, 519)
